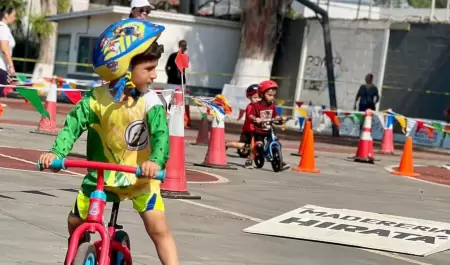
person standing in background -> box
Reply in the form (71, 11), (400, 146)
(165, 40), (189, 127)
(354, 73), (380, 111)
(165, 40), (187, 85)
(129, 0), (154, 19)
(0, 7), (16, 97)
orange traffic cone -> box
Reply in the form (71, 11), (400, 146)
(191, 114), (209, 146)
(30, 79), (58, 136)
(353, 109), (374, 163)
(392, 136), (419, 177)
(293, 128), (319, 173)
(194, 117), (237, 170)
(291, 120), (311, 157)
(161, 88), (201, 199)
(379, 112), (395, 155)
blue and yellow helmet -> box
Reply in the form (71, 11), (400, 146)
(92, 18), (165, 101)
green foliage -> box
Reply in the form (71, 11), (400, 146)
(58, 0), (70, 13)
(408, 0), (446, 8)
(30, 0), (69, 39)
(30, 14), (53, 38)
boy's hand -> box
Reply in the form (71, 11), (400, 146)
(139, 161), (161, 179)
(39, 152), (59, 172)
(255, 118), (262, 123)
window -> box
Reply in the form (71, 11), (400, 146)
(76, 37), (98, 73)
(54, 35), (71, 77)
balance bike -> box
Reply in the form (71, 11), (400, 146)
(37, 159), (165, 265)
(254, 118), (284, 172)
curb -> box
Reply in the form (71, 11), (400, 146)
(384, 164), (450, 188)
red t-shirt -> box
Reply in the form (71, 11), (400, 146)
(249, 101), (278, 134)
(242, 104), (254, 133)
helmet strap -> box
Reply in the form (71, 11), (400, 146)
(112, 68), (140, 102)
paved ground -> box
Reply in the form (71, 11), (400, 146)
(3, 99), (450, 264)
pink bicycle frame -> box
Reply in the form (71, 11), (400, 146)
(38, 159), (163, 265)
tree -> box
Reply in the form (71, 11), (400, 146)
(230, 0), (293, 86)
(408, 0), (446, 8)
(30, 0), (69, 80)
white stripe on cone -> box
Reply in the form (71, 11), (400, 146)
(168, 90), (184, 137)
(47, 82), (57, 103)
(211, 117), (224, 129)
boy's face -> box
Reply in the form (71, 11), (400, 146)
(247, 93), (260, 103)
(131, 59), (158, 92)
(263, 88), (276, 103)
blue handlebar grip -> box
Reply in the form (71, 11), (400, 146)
(135, 166), (165, 182)
(37, 158), (66, 171)
(50, 159), (66, 170)
(155, 170), (166, 181)
(135, 166), (142, 177)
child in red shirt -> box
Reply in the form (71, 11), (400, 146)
(225, 84), (260, 168)
(248, 80), (290, 170)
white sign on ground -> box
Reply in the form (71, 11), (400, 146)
(243, 205), (450, 256)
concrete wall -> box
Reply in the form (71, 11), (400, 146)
(297, 19), (390, 110)
(380, 23), (450, 120)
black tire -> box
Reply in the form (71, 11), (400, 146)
(254, 153), (264, 168)
(237, 148), (249, 158)
(110, 230), (131, 265)
(271, 146), (283, 172)
(72, 242), (96, 265)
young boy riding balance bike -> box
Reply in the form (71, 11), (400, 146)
(38, 19), (180, 265)
(248, 80), (290, 171)
(225, 84), (260, 169)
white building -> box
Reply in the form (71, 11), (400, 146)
(43, 0), (450, 92)
(45, 5), (241, 90)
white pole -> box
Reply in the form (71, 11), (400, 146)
(446, 0), (450, 21)
(430, 0), (436, 21)
(389, 0), (393, 21)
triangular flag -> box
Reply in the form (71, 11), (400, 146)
(295, 101), (304, 108)
(431, 122), (443, 133)
(353, 113), (364, 124)
(444, 124), (450, 133)
(375, 112), (385, 127)
(201, 112), (207, 119)
(15, 73), (27, 82)
(297, 117), (305, 130)
(296, 107), (308, 117)
(63, 83), (83, 104)
(15, 87), (49, 119)
(426, 127), (434, 140)
(276, 106), (283, 116)
(395, 115), (406, 133)
(276, 99), (285, 106)
(406, 118), (417, 136)
(4, 81), (15, 96)
(323, 110), (340, 128)
(415, 120), (424, 133)
(175, 50), (189, 73)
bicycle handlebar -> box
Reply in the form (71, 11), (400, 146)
(37, 159), (166, 181)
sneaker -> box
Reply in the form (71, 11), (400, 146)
(281, 162), (291, 171)
(244, 160), (254, 169)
